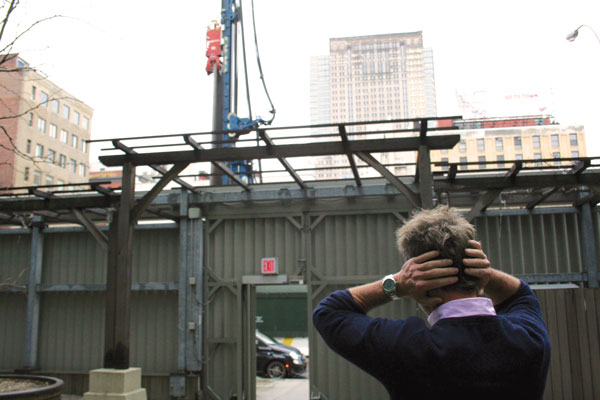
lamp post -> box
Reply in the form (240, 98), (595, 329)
(566, 24), (600, 45)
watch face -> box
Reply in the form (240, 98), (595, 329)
(383, 278), (396, 292)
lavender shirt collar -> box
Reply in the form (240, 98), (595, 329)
(427, 297), (496, 327)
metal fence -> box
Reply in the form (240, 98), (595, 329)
(1, 193), (599, 399)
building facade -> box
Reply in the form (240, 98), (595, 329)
(0, 55), (93, 188)
(310, 31), (436, 179)
(429, 117), (587, 172)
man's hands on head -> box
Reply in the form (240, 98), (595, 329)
(395, 251), (458, 312)
(463, 240), (492, 293)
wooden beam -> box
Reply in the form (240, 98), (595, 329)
(72, 208), (108, 250)
(258, 129), (307, 190)
(131, 162), (189, 223)
(355, 151), (421, 208)
(338, 124), (362, 186)
(465, 189), (503, 222)
(100, 135), (462, 167)
(185, 136), (251, 191)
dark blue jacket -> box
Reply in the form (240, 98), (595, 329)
(313, 281), (551, 400)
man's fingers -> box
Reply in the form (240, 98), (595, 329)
(467, 240), (482, 249)
(411, 250), (440, 264)
(462, 257), (490, 268)
(416, 267), (459, 280)
(464, 267), (491, 279)
(417, 276), (458, 292)
(464, 248), (486, 259)
(417, 258), (453, 271)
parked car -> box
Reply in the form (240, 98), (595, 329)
(256, 330), (307, 379)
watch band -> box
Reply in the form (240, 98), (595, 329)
(382, 274), (400, 300)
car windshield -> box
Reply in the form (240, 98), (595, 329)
(256, 330), (278, 345)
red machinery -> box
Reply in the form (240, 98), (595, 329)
(206, 21), (222, 74)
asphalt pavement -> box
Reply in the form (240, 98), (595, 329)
(257, 376), (309, 400)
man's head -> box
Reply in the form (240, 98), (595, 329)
(395, 205), (481, 294)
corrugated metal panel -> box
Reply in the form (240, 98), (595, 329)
(0, 293), (26, 370)
(536, 288), (600, 399)
(130, 292), (178, 373)
(43, 232), (106, 285)
(475, 213), (582, 276)
(0, 233), (30, 286)
(37, 292), (104, 371)
(310, 213), (405, 277)
(132, 228), (179, 283)
(207, 217), (302, 278)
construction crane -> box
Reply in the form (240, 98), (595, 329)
(206, 0), (275, 185)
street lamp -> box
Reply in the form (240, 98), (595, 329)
(566, 24), (600, 44)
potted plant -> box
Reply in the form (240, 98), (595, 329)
(0, 375), (63, 399)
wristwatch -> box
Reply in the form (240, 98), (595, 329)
(382, 274), (400, 300)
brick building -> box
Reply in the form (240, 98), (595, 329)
(0, 54), (93, 188)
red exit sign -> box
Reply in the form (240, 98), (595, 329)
(261, 257), (278, 275)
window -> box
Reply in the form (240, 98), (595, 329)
(51, 99), (59, 113)
(497, 155), (505, 168)
(553, 152), (561, 165)
(82, 140), (87, 153)
(35, 144), (44, 158)
(40, 91), (48, 107)
(571, 151), (579, 158)
(47, 149), (56, 163)
(71, 134), (78, 149)
(570, 133), (578, 146)
(478, 155), (486, 169)
(57, 179), (65, 190)
(459, 140), (466, 153)
(60, 129), (68, 144)
(62, 105), (70, 120)
(45, 175), (54, 185)
(83, 117), (89, 131)
(514, 136), (522, 150)
(460, 156), (468, 170)
(441, 157), (449, 171)
(26, 139), (31, 153)
(33, 171), (42, 185)
(37, 117), (46, 133)
(515, 153), (523, 160)
(534, 152), (542, 166)
(532, 135), (540, 149)
(49, 124), (57, 139)
(79, 163), (87, 177)
(24, 167), (30, 181)
(551, 134), (559, 148)
(27, 113), (33, 127)
(495, 138), (503, 151)
(31, 86), (36, 100)
(70, 159), (77, 173)
(477, 139), (485, 152)
(441, 148), (448, 154)
(59, 154), (66, 168)
(73, 111), (80, 125)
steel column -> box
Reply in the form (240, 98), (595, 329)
(417, 144), (434, 209)
(177, 190), (189, 373)
(186, 211), (204, 372)
(578, 202), (599, 288)
(23, 216), (44, 370)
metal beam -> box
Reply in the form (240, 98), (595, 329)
(131, 162), (189, 223)
(338, 125), (362, 186)
(569, 159), (590, 175)
(100, 135), (461, 167)
(578, 200), (599, 288)
(506, 161), (523, 179)
(258, 129), (307, 189)
(355, 152), (421, 208)
(28, 188), (54, 199)
(72, 208), (108, 250)
(23, 216), (44, 370)
(437, 172), (600, 191)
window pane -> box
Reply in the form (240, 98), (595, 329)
(70, 159), (77, 173)
(35, 144), (44, 158)
(40, 92), (48, 107)
(62, 105), (70, 119)
(83, 117), (89, 130)
(72, 134), (78, 149)
(33, 171), (42, 185)
(478, 155), (486, 169)
(551, 134), (559, 148)
(497, 154), (505, 167)
(73, 111), (80, 125)
(460, 156), (468, 170)
(495, 137), (503, 151)
(514, 136), (522, 150)
(49, 124), (57, 139)
(570, 133), (578, 146)
(459, 140), (466, 153)
(51, 99), (59, 113)
(477, 139), (485, 151)
(61, 129), (68, 144)
(47, 149), (56, 163)
(37, 117), (46, 133)
(533, 135), (540, 149)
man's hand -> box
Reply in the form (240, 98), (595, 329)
(462, 240), (492, 292)
(395, 250), (458, 309)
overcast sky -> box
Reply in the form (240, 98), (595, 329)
(7, 0), (600, 165)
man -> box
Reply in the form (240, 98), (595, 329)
(313, 206), (551, 400)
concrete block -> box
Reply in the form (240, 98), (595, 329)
(83, 368), (147, 400)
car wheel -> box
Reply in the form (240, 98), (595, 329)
(266, 360), (286, 379)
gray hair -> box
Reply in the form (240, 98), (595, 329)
(395, 205), (480, 293)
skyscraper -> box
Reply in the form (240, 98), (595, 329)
(310, 31), (436, 179)
(0, 55), (93, 189)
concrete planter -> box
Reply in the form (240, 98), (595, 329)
(0, 375), (63, 400)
